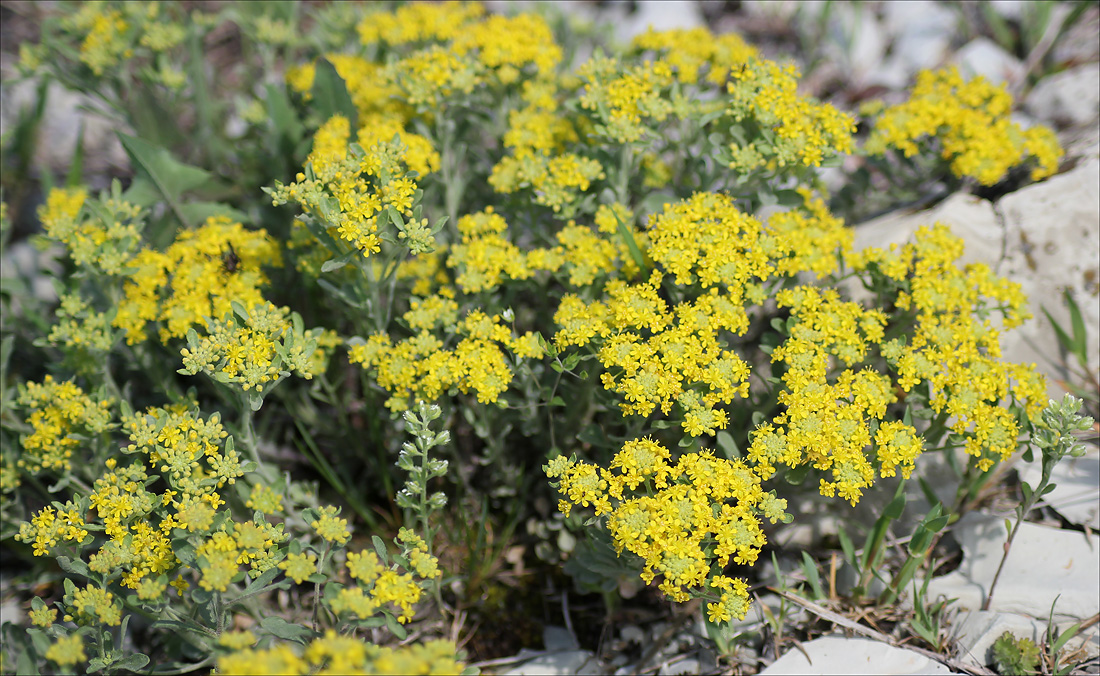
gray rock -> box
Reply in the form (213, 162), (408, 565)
(946, 609), (1098, 670)
(925, 512), (1100, 621)
(618, 1), (705, 44)
(997, 156), (1100, 379)
(544, 625), (580, 652)
(0, 78), (130, 187)
(1052, 5), (1100, 65)
(881, 1), (957, 74)
(0, 599), (23, 629)
(850, 157), (1100, 401)
(833, 4), (889, 88)
(853, 192), (1003, 268)
(740, 0), (800, 22)
(658, 655), (703, 675)
(986, 0), (1027, 21)
(760, 636), (959, 675)
(1018, 444), (1100, 530)
(953, 37), (1026, 86)
(1025, 63), (1100, 129)
(511, 649), (604, 676)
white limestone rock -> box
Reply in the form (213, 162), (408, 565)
(1025, 63), (1100, 129)
(1018, 444), (1100, 530)
(0, 78), (130, 186)
(997, 157), (1100, 380)
(760, 636), (959, 675)
(924, 512), (1100, 621)
(850, 157), (1100, 400)
(616, 1), (704, 44)
(853, 192), (1004, 268)
(880, 1), (956, 76)
(953, 37), (1026, 86)
(509, 649), (604, 676)
(947, 609), (1100, 671)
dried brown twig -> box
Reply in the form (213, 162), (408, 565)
(771, 588), (996, 676)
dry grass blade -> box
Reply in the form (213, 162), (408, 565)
(771, 588), (996, 676)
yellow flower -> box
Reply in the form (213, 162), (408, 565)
(311, 506), (350, 545)
(865, 66), (1062, 185)
(279, 551), (318, 584)
(45, 633), (86, 668)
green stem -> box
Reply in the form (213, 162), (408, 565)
(417, 439), (446, 617)
(313, 540), (332, 632)
(100, 353), (123, 405)
(150, 656), (216, 676)
(983, 463), (1052, 610)
(212, 590), (223, 635)
(615, 143), (634, 206)
(436, 113), (464, 239)
(237, 398), (273, 483)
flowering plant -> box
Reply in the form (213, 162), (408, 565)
(1, 1), (1078, 673)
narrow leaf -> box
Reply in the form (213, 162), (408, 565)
(837, 525), (858, 569)
(1065, 291), (1087, 365)
(260, 616), (313, 644)
(66, 122), (85, 187)
(611, 207), (646, 271)
(383, 611), (408, 639)
(311, 58), (359, 130)
(321, 249), (361, 273)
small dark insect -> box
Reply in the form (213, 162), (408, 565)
(221, 242), (241, 274)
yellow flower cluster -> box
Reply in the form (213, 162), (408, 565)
(217, 630), (464, 675)
(396, 249), (452, 297)
(179, 301), (324, 393)
(446, 204), (639, 293)
(555, 272), (752, 436)
(37, 188), (146, 276)
(356, 1), (485, 48)
(578, 53), (675, 144)
(502, 101), (578, 158)
(727, 59), (856, 168)
(15, 375), (113, 474)
(358, 116), (441, 178)
(545, 192), (855, 436)
(48, 292), (115, 361)
(269, 114), (425, 261)
(452, 13), (562, 82)
(286, 55), (409, 123)
(355, 3), (560, 98)
(766, 188), (854, 277)
(349, 304), (539, 411)
(846, 224), (1046, 470)
(64, 3), (134, 76)
(631, 27), (758, 85)
(48, 1), (189, 87)
(387, 45), (483, 107)
(490, 152), (606, 218)
(113, 216), (281, 344)
(547, 438), (788, 621)
(332, 532), (440, 625)
(192, 516), (288, 592)
(15, 499), (89, 557)
(646, 192), (772, 292)
(759, 286), (902, 504)
(447, 207), (532, 293)
(0, 453), (19, 496)
(548, 186), (1045, 515)
(864, 66), (1063, 185)
(66, 584), (122, 627)
(45, 634), (86, 669)
(18, 401), (276, 599)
